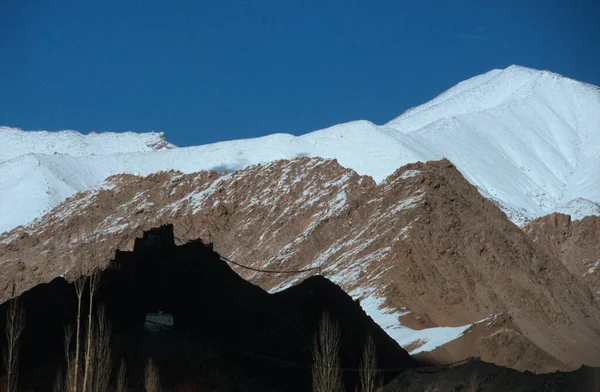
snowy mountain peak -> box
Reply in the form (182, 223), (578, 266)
(1, 66), (599, 234)
(0, 127), (176, 164)
(386, 65), (599, 135)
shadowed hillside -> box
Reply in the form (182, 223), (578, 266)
(1, 224), (418, 391)
(1, 225), (599, 391)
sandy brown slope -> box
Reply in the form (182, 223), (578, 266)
(1, 157), (600, 373)
(415, 313), (568, 372)
(524, 213), (600, 300)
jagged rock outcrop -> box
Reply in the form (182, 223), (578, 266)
(1, 157), (600, 373)
(524, 213), (600, 299)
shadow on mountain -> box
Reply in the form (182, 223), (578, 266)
(384, 359), (600, 392)
(0, 224), (418, 391)
(2, 224), (598, 391)
(209, 158), (252, 173)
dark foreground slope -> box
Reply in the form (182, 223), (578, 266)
(3, 225), (599, 391)
(1, 224), (417, 391)
(385, 359), (600, 392)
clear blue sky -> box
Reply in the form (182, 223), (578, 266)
(1, 0), (599, 147)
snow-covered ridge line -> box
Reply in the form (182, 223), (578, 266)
(1, 64), (599, 234)
(0, 126), (175, 163)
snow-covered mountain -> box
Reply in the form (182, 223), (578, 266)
(1, 65), (599, 234)
(0, 128), (176, 233)
(386, 65), (600, 223)
(3, 158), (600, 372)
(0, 127), (175, 161)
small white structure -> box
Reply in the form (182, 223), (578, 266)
(144, 311), (174, 333)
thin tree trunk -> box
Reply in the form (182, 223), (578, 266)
(63, 325), (74, 392)
(3, 295), (25, 392)
(145, 359), (161, 392)
(82, 270), (100, 392)
(91, 305), (112, 392)
(359, 334), (381, 392)
(53, 365), (64, 392)
(312, 311), (342, 392)
(116, 359), (127, 392)
(73, 276), (87, 392)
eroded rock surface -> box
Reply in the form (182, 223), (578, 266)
(524, 213), (600, 300)
(2, 157), (600, 373)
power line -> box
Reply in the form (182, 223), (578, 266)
(167, 239), (475, 374)
(174, 236), (323, 275)
(220, 255), (322, 275)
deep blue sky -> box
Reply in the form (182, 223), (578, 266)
(1, 1), (599, 147)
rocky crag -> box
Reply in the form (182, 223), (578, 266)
(1, 157), (599, 373)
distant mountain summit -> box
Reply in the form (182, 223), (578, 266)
(1, 65), (599, 233)
(386, 65), (597, 132)
(0, 126), (175, 160)
(385, 65), (600, 223)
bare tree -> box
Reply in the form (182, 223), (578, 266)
(144, 359), (161, 392)
(115, 360), (127, 392)
(3, 296), (25, 392)
(64, 242), (108, 392)
(58, 303), (113, 392)
(73, 275), (87, 392)
(82, 269), (101, 392)
(58, 236), (112, 392)
(63, 325), (75, 391)
(88, 305), (112, 392)
(312, 311), (342, 392)
(53, 365), (65, 392)
(359, 334), (382, 392)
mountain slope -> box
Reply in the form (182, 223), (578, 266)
(1, 65), (599, 234)
(2, 158), (600, 372)
(524, 213), (600, 300)
(0, 126), (174, 160)
(6, 225), (417, 390)
(386, 65), (600, 223)
(0, 128), (175, 231)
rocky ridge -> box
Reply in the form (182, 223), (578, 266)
(524, 213), (600, 300)
(1, 157), (599, 373)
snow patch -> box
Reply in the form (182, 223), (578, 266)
(585, 260), (600, 276)
(389, 193), (424, 214)
(357, 293), (483, 354)
(400, 170), (421, 179)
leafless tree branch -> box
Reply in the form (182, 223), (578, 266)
(3, 294), (25, 392)
(359, 334), (382, 392)
(312, 311), (342, 392)
(115, 359), (127, 392)
(144, 359), (161, 392)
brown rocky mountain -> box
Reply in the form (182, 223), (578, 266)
(524, 213), (600, 300)
(1, 157), (600, 373)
